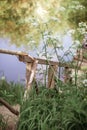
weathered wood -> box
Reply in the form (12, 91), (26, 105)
(75, 48), (87, 61)
(24, 60), (38, 98)
(0, 49), (34, 61)
(0, 48), (80, 69)
(0, 49), (27, 56)
(19, 55), (81, 69)
(48, 65), (58, 88)
(74, 57), (87, 63)
(0, 98), (19, 116)
(26, 62), (32, 88)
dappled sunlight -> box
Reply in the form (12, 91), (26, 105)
(35, 2), (48, 21)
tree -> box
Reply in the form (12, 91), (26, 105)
(0, 0), (63, 46)
(0, 0), (87, 46)
(60, 0), (87, 41)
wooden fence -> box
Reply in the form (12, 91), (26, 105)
(0, 48), (87, 115)
(0, 48), (87, 93)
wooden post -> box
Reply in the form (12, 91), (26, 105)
(48, 65), (58, 88)
(24, 60), (38, 98)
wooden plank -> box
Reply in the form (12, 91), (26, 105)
(48, 65), (58, 88)
(0, 49), (27, 55)
(20, 55), (80, 69)
(0, 48), (81, 69)
(24, 60), (38, 98)
(74, 57), (87, 63)
(0, 49), (34, 61)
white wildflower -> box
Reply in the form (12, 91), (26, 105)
(1, 76), (6, 80)
(30, 40), (36, 44)
(67, 29), (75, 35)
(73, 40), (81, 48)
(57, 44), (63, 49)
(79, 22), (87, 27)
(32, 22), (39, 27)
(50, 17), (61, 23)
(82, 79), (87, 87)
(59, 7), (66, 12)
(43, 31), (50, 36)
(76, 5), (85, 10)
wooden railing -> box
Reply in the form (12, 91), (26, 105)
(0, 48), (87, 115)
(0, 48), (86, 94)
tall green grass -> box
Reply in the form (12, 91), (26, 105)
(0, 80), (24, 105)
(0, 78), (87, 130)
(18, 81), (87, 130)
(0, 80), (24, 129)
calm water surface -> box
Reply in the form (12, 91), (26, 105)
(0, 35), (75, 83)
(0, 38), (37, 83)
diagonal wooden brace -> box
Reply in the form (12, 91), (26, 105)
(24, 60), (38, 98)
(48, 65), (58, 88)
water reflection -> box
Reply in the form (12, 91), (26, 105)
(0, 34), (76, 84)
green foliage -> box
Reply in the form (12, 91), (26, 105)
(0, 0), (86, 46)
(63, 101), (87, 130)
(61, 0), (87, 26)
(18, 88), (63, 130)
(0, 80), (24, 105)
(18, 81), (87, 130)
(60, 0), (87, 42)
(0, 74), (87, 130)
(0, 0), (64, 45)
(0, 114), (7, 130)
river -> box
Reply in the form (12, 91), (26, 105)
(0, 34), (76, 84)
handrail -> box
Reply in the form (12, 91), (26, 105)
(0, 49), (34, 61)
(0, 48), (80, 69)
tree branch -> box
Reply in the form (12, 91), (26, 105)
(0, 98), (19, 116)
